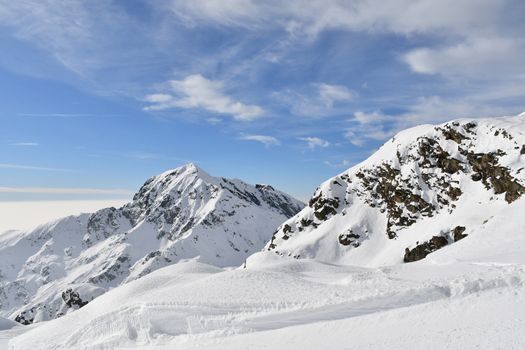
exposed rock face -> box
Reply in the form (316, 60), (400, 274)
(356, 164), (434, 239)
(0, 164), (303, 324)
(14, 309), (35, 326)
(452, 226), (468, 242)
(338, 231), (360, 247)
(404, 236), (449, 263)
(465, 152), (525, 203)
(61, 289), (88, 309)
(266, 114), (525, 265)
(403, 225), (468, 262)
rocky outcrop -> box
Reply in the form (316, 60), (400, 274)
(338, 231), (360, 247)
(14, 308), (35, 326)
(404, 236), (449, 262)
(404, 225), (468, 262)
(62, 289), (88, 309)
(452, 226), (468, 242)
(464, 151), (525, 203)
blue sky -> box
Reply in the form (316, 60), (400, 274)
(1, 0), (524, 203)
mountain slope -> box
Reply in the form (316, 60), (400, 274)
(0, 163), (303, 324)
(266, 114), (525, 266)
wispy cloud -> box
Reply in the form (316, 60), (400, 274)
(18, 113), (117, 118)
(314, 83), (353, 107)
(169, 1), (519, 40)
(344, 96), (524, 147)
(239, 134), (280, 147)
(0, 163), (71, 172)
(0, 0), (138, 77)
(344, 111), (396, 146)
(144, 74), (264, 121)
(0, 187), (132, 195)
(170, 1), (525, 124)
(323, 159), (351, 168)
(274, 83), (354, 118)
(11, 142), (40, 147)
(298, 137), (330, 149)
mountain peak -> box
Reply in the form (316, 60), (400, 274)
(267, 114), (525, 266)
(157, 162), (209, 180)
(0, 164), (304, 325)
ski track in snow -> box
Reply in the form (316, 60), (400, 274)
(6, 255), (525, 349)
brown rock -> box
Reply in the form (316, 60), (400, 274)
(452, 226), (467, 241)
(404, 236), (449, 262)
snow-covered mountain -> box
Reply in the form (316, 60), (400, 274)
(3, 114), (525, 350)
(0, 163), (303, 325)
(267, 114), (525, 266)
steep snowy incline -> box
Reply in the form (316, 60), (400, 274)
(266, 114), (525, 266)
(0, 163), (303, 325)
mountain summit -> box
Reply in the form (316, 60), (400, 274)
(0, 164), (303, 324)
(267, 114), (525, 266)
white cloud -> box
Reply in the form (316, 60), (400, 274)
(11, 142), (39, 146)
(0, 163), (71, 172)
(0, 187), (132, 195)
(314, 83), (353, 107)
(145, 75), (264, 121)
(344, 110), (397, 146)
(403, 37), (525, 78)
(353, 111), (390, 124)
(344, 127), (394, 147)
(298, 137), (330, 149)
(239, 134), (280, 147)
(323, 159), (351, 168)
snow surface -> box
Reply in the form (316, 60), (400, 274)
(3, 115), (525, 349)
(7, 222), (525, 349)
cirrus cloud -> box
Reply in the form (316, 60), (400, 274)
(239, 134), (280, 147)
(298, 137), (330, 149)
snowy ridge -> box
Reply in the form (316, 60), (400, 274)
(0, 163), (303, 325)
(267, 114), (525, 266)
